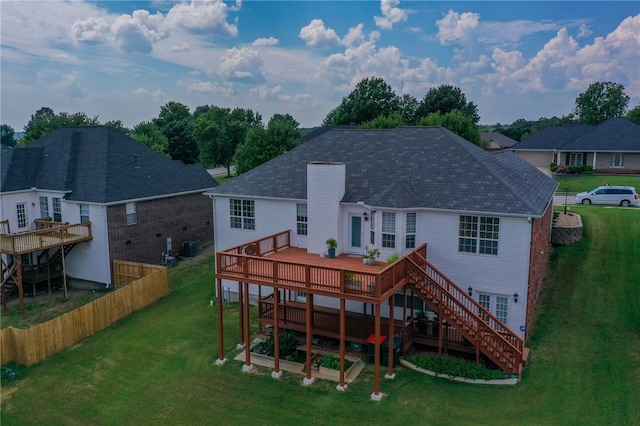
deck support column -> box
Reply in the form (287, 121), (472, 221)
(61, 247), (68, 301)
(337, 297), (347, 391)
(438, 307), (443, 357)
(272, 290), (282, 378)
(242, 281), (253, 372)
(303, 293), (314, 385)
(386, 296), (395, 379)
(371, 302), (382, 401)
(238, 282), (245, 349)
(215, 278), (227, 365)
(17, 257), (25, 318)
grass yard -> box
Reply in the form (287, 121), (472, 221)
(554, 174), (640, 193)
(1, 208), (639, 425)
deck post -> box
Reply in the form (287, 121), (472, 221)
(371, 303), (382, 401)
(272, 290), (282, 378)
(17, 256), (25, 318)
(303, 293), (314, 385)
(242, 281), (253, 372)
(386, 296), (395, 379)
(337, 297), (346, 391)
(438, 306), (443, 357)
(216, 278), (227, 365)
(238, 282), (245, 348)
(61, 246), (68, 301)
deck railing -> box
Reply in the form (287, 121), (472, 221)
(0, 222), (92, 255)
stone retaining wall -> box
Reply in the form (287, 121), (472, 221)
(551, 213), (583, 245)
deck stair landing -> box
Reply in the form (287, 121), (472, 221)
(405, 252), (527, 375)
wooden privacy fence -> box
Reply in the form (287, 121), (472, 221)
(1, 260), (168, 367)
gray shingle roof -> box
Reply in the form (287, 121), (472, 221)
(209, 126), (556, 217)
(1, 126), (218, 203)
(480, 132), (518, 148)
(510, 117), (640, 151)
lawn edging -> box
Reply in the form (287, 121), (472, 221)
(399, 358), (519, 386)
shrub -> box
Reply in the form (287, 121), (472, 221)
(404, 355), (508, 380)
(252, 330), (300, 359)
(314, 354), (354, 370)
(385, 253), (400, 264)
(550, 162), (558, 172)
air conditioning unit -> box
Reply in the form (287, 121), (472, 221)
(165, 256), (176, 267)
(182, 240), (198, 257)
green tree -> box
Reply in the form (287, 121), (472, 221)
(398, 94), (419, 124)
(1, 124), (17, 147)
(323, 77), (400, 125)
(131, 121), (169, 155)
(418, 110), (482, 147)
(153, 102), (198, 164)
(574, 81), (630, 125)
(416, 85), (480, 124)
(104, 120), (130, 134)
(234, 114), (300, 174)
(625, 104), (640, 125)
(361, 112), (405, 129)
(22, 107), (100, 144)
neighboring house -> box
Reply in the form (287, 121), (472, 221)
(1, 126), (217, 305)
(480, 132), (517, 151)
(207, 126), (556, 389)
(510, 118), (640, 176)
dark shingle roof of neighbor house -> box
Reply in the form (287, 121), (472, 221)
(510, 117), (640, 151)
(0, 126), (218, 204)
(480, 132), (518, 148)
(209, 126), (557, 217)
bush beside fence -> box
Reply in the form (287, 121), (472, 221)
(1, 260), (168, 367)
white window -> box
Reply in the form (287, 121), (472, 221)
(79, 204), (90, 223)
(296, 204), (307, 235)
(16, 203), (27, 229)
(126, 202), (137, 225)
(405, 212), (416, 249)
(568, 152), (583, 166)
(610, 153), (624, 168)
(478, 293), (509, 324)
(458, 216), (499, 255)
(230, 199), (255, 230)
(52, 197), (62, 222)
(370, 211), (376, 245)
(381, 212), (395, 248)
(39, 196), (49, 219)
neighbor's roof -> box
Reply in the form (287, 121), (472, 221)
(0, 126), (218, 203)
(511, 117), (640, 151)
(209, 126), (557, 217)
(480, 132), (518, 148)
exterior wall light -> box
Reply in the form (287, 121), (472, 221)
(363, 212), (369, 222)
(468, 286), (473, 296)
(513, 293), (519, 303)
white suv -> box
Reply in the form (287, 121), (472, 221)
(575, 186), (639, 207)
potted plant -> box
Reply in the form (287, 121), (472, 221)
(363, 247), (380, 265)
(326, 238), (337, 259)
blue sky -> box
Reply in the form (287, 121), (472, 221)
(1, 1), (639, 130)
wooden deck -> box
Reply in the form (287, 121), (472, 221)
(0, 222), (92, 255)
(216, 231), (422, 303)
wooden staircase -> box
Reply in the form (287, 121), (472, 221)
(405, 251), (527, 375)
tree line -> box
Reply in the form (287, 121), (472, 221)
(2, 79), (637, 175)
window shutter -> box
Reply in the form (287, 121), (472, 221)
(582, 152), (587, 165)
(565, 153), (570, 165)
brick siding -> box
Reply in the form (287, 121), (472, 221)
(106, 193), (213, 266)
(525, 203), (553, 338)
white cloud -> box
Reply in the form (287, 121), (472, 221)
(253, 37), (279, 47)
(218, 47), (264, 83)
(71, 17), (110, 44)
(375, 0), (408, 30)
(53, 72), (87, 98)
(299, 19), (341, 48)
(164, 0), (238, 36)
(577, 24), (592, 38)
(342, 24), (366, 48)
(436, 10), (479, 45)
(111, 10), (167, 53)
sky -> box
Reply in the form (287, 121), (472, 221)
(1, 1), (639, 131)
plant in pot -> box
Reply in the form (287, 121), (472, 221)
(326, 238), (337, 259)
(362, 248), (380, 265)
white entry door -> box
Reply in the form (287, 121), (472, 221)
(349, 215), (364, 255)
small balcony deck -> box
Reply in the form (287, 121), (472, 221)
(0, 221), (93, 256)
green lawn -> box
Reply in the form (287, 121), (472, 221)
(554, 174), (640, 193)
(2, 208), (639, 425)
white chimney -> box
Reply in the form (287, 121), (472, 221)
(307, 162), (345, 255)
